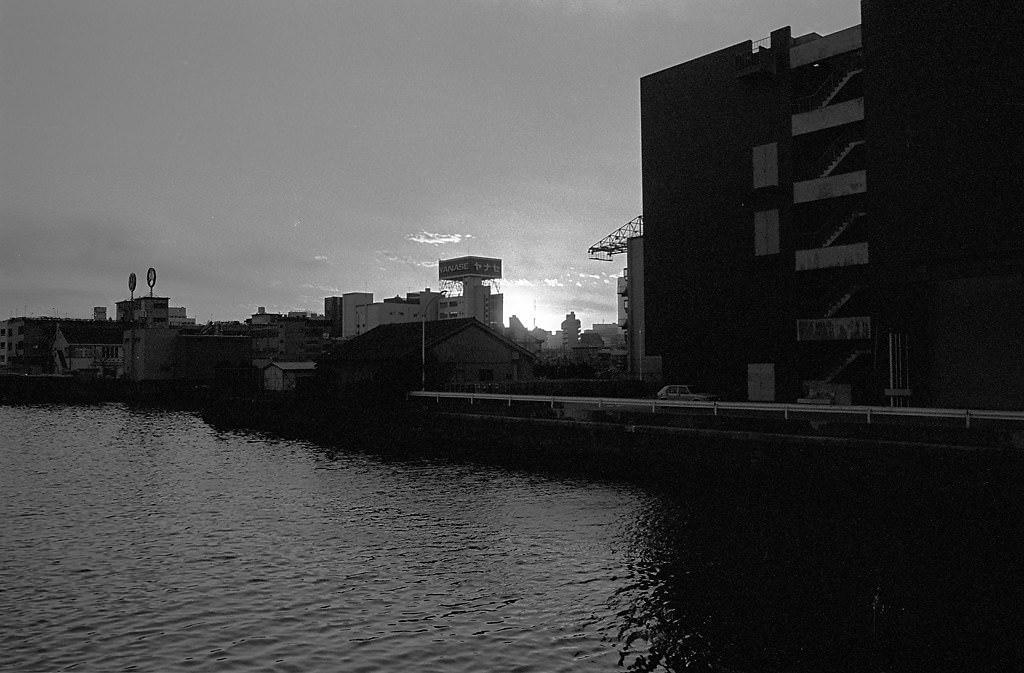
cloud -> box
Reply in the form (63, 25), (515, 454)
(542, 278), (564, 287)
(407, 231), (473, 246)
(377, 251), (437, 268)
(312, 255), (330, 263)
(301, 283), (341, 294)
(501, 278), (536, 287)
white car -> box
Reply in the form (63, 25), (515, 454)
(656, 385), (717, 401)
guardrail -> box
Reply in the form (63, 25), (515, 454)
(408, 391), (1024, 429)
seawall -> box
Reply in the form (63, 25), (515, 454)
(200, 395), (1024, 489)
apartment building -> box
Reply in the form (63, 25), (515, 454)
(641, 0), (1022, 407)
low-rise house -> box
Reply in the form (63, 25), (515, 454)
(262, 361), (317, 392)
(323, 317), (535, 390)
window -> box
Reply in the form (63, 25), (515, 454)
(754, 210), (780, 256)
(752, 142), (778, 188)
(748, 363), (775, 401)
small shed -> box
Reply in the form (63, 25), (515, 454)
(262, 361), (318, 392)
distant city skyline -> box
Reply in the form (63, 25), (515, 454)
(0, 0), (860, 332)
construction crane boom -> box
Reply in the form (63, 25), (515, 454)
(587, 215), (643, 261)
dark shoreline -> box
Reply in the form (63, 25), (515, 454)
(194, 393), (1024, 493)
(6, 371), (1024, 491)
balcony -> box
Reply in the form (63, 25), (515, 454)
(792, 97), (864, 136)
(795, 242), (869, 271)
(794, 170), (866, 203)
(796, 316), (871, 341)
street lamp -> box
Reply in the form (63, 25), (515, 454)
(421, 291), (446, 391)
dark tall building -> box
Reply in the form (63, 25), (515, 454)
(641, 1), (1023, 408)
(325, 296), (343, 338)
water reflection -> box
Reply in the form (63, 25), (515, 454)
(609, 456), (1024, 672)
(3, 404), (1023, 672)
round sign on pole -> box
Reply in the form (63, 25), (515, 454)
(147, 267), (156, 289)
(128, 273), (137, 293)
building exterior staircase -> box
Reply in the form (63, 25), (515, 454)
(824, 285), (860, 318)
(825, 349), (871, 383)
(794, 53), (864, 112)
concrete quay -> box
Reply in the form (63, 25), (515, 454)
(409, 391), (1024, 453)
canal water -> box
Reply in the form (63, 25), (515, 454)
(2, 404), (1022, 672)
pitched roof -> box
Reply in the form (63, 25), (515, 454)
(263, 361), (318, 371)
(57, 322), (124, 345)
(332, 318), (533, 362)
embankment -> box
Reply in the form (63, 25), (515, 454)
(200, 394), (1024, 489)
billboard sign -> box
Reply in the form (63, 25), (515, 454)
(438, 256), (502, 280)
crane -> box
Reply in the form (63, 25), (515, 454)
(587, 216), (643, 261)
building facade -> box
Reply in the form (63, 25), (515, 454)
(437, 277), (503, 332)
(116, 296), (170, 327)
(52, 322), (124, 379)
(641, 0), (1022, 407)
(353, 289), (443, 337)
(0, 318), (61, 373)
(248, 308), (329, 365)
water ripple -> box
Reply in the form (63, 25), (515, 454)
(1, 405), (645, 672)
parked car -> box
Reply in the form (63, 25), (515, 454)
(796, 390), (836, 405)
(656, 384), (717, 401)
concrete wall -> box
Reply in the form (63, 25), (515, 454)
(626, 236), (646, 378)
(923, 275), (1024, 410)
(789, 25), (861, 68)
(124, 328), (178, 382)
(864, 0), (1024, 279)
(173, 335), (252, 383)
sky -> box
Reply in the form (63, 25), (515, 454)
(1, 0), (859, 333)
